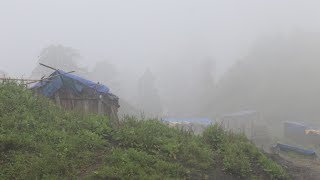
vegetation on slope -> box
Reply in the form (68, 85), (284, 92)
(0, 83), (111, 179)
(0, 83), (289, 179)
(203, 125), (289, 179)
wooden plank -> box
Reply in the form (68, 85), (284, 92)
(84, 100), (89, 113)
(24, 71), (75, 85)
(0, 78), (44, 81)
(54, 92), (61, 106)
(59, 97), (98, 100)
(98, 98), (103, 115)
(39, 63), (57, 70)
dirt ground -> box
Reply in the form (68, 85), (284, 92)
(267, 153), (320, 180)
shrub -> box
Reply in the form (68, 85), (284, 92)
(222, 142), (251, 176)
(203, 124), (226, 150)
(202, 124), (290, 179)
(113, 118), (214, 170)
(0, 83), (289, 179)
(89, 148), (186, 180)
(0, 84), (112, 179)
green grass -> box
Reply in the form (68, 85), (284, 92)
(0, 83), (290, 179)
(203, 125), (290, 179)
(0, 83), (111, 179)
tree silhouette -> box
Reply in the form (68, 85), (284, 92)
(137, 69), (162, 117)
(90, 60), (119, 92)
(31, 44), (80, 78)
(214, 32), (320, 125)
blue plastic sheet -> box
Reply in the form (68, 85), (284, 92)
(284, 121), (308, 131)
(162, 118), (214, 126)
(32, 70), (110, 97)
(221, 110), (257, 118)
(275, 143), (317, 157)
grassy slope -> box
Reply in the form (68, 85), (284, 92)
(0, 84), (290, 179)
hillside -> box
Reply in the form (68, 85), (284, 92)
(213, 32), (320, 130)
(0, 83), (290, 179)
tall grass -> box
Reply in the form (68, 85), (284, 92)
(0, 83), (289, 179)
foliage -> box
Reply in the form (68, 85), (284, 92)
(203, 125), (290, 179)
(137, 69), (163, 116)
(213, 32), (320, 132)
(0, 83), (289, 179)
(203, 124), (226, 150)
(30, 44), (81, 78)
(0, 83), (111, 179)
(88, 148), (185, 180)
(112, 118), (214, 170)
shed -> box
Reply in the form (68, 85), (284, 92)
(31, 70), (120, 125)
(284, 121), (320, 145)
(220, 110), (259, 138)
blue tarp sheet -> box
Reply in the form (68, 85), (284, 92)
(221, 110), (257, 118)
(32, 70), (110, 97)
(284, 121), (308, 136)
(162, 118), (214, 126)
(284, 121), (308, 129)
(275, 143), (317, 157)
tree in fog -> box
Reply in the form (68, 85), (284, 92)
(137, 69), (162, 117)
(214, 32), (320, 125)
(194, 58), (216, 115)
(157, 58), (216, 117)
(89, 60), (119, 92)
(31, 44), (80, 78)
(0, 70), (7, 78)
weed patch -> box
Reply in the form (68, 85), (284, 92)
(0, 84), (289, 179)
(203, 125), (290, 179)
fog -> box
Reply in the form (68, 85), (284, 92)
(2, 0), (320, 119)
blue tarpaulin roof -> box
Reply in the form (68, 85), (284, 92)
(32, 70), (110, 97)
(162, 118), (214, 126)
(275, 143), (317, 157)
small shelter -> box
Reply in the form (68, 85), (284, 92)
(220, 110), (259, 138)
(31, 70), (120, 124)
(219, 110), (271, 147)
(284, 121), (320, 145)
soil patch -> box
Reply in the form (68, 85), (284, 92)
(267, 153), (320, 180)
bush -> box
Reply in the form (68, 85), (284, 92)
(203, 124), (226, 150)
(202, 125), (290, 179)
(222, 142), (251, 176)
(0, 84), (112, 179)
(113, 118), (214, 170)
(0, 83), (289, 179)
(89, 148), (186, 180)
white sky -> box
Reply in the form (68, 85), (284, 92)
(1, 0), (320, 78)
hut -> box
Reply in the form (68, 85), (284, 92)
(220, 110), (259, 138)
(31, 70), (120, 125)
(219, 110), (271, 147)
(284, 121), (320, 145)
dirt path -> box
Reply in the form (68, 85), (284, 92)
(78, 151), (105, 179)
(268, 153), (320, 180)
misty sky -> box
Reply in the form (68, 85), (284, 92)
(1, 0), (320, 78)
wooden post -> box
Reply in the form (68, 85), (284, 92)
(84, 100), (89, 113)
(70, 93), (75, 109)
(98, 95), (103, 115)
(54, 91), (61, 106)
(110, 106), (119, 128)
